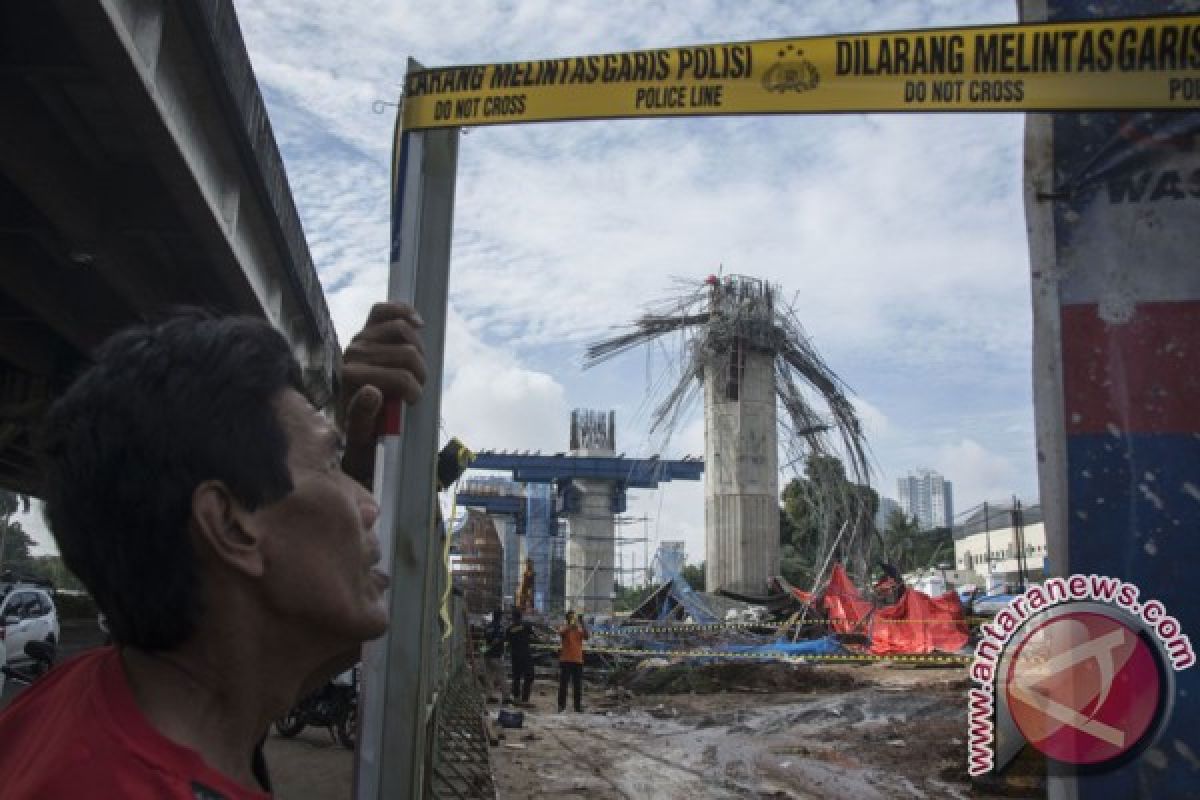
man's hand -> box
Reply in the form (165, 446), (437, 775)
(340, 302), (427, 487)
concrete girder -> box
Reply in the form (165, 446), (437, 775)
(0, 1), (339, 492)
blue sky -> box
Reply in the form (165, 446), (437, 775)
(24, 2), (1040, 565)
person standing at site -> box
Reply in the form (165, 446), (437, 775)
(482, 609), (511, 705)
(506, 608), (535, 705)
(556, 610), (588, 713)
(0, 302), (426, 798)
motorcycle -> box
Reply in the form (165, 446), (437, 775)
(274, 666), (358, 750)
(2, 640), (56, 687)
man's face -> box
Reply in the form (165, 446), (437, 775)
(251, 389), (388, 644)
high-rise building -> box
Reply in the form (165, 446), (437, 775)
(897, 469), (954, 531)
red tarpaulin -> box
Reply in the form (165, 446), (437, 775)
(821, 563), (873, 633)
(868, 588), (968, 655)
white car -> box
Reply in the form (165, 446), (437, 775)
(0, 586), (60, 667)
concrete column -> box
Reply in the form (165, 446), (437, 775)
(704, 347), (779, 594)
(497, 516), (521, 608)
(564, 474), (615, 616)
(524, 483), (554, 612)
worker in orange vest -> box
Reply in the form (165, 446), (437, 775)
(556, 610), (588, 713)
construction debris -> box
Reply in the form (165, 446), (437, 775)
(586, 274), (875, 594)
(490, 662), (1044, 799)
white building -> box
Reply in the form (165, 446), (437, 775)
(897, 469), (954, 531)
(903, 567), (976, 596)
(953, 503), (1047, 590)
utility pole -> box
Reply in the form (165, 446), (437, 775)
(983, 501), (992, 590)
(1012, 497), (1027, 592)
(617, 547), (623, 596)
(643, 515), (649, 588)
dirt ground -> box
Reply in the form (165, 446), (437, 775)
(264, 727), (354, 799)
(490, 662), (1046, 800)
(6, 625), (1046, 799)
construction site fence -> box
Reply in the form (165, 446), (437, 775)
(527, 642), (971, 666)
(587, 618), (992, 635)
(424, 596), (496, 800)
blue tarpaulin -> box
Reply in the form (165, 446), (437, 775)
(723, 635), (844, 657)
(652, 561), (722, 624)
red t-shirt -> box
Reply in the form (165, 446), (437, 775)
(0, 647), (271, 799)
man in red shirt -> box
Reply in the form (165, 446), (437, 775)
(556, 610), (589, 713)
(0, 303), (425, 798)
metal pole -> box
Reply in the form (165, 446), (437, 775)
(983, 501), (991, 587)
(643, 515), (649, 588)
(354, 64), (460, 799)
(1013, 497), (1027, 592)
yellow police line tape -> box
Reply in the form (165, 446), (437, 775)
(588, 619), (989, 635)
(401, 16), (1200, 130)
(527, 643), (970, 665)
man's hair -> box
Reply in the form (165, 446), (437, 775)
(40, 311), (307, 651)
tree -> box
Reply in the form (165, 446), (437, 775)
(778, 505), (810, 588)
(681, 562), (705, 591)
(884, 509), (920, 540)
(0, 490), (29, 519)
(1, 490), (34, 574)
(0, 521), (36, 571)
(29, 555), (86, 592)
(779, 454), (881, 588)
(881, 510), (951, 575)
(613, 584), (654, 613)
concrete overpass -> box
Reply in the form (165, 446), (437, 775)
(466, 448), (704, 613)
(0, 0), (338, 494)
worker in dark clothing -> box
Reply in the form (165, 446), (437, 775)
(506, 608), (535, 705)
(557, 610), (588, 713)
(482, 609), (510, 705)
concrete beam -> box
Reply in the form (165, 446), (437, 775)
(53, 0), (337, 390)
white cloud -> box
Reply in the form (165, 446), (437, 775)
(853, 397), (891, 441)
(935, 438), (1023, 513)
(440, 308), (570, 452)
(441, 362), (568, 453)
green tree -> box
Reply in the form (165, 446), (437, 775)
(1, 490), (34, 575)
(779, 454), (880, 588)
(881, 510), (952, 574)
(681, 561), (705, 591)
(884, 509), (919, 539)
(29, 555), (86, 592)
(613, 584), (655, 612)
(0, 522), (36, 572)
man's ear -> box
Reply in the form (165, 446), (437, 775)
(191, 481), (266, 578)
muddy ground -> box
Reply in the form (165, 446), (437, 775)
(491, 662), (1046, 800)
(5, 624), (1046, 798)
